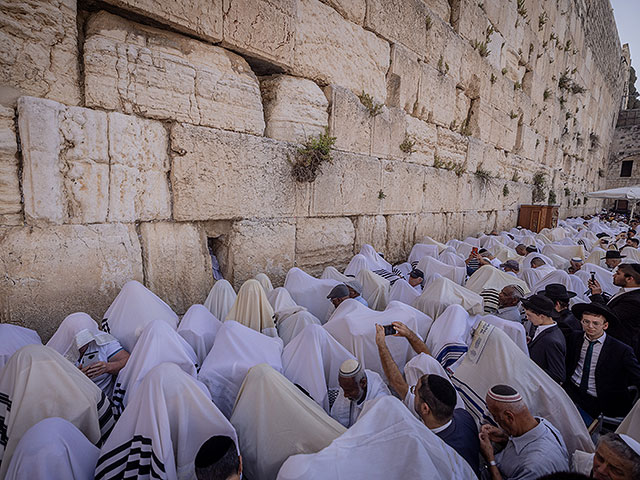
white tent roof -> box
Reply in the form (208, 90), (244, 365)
(586, 185), (640, 200)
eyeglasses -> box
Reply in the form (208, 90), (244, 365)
(581, 319), (604, 327)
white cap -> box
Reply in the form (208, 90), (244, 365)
(339, 359), (361, 378)
(620, 434), (640, 457)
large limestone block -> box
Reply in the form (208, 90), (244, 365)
(386, 44), (421, 114)
(423, 168), (462, 213)
(0, 106), (21, 225)
(293, 0), (390, 102)
(0, 0), (80, 106)
(295, 217), (355, 274)
(226, 218), (296, 288)
(364, 0), (428, 55)
(423, 0), (451, 22)
(380, 161), (424, 214)
(139, 222), (212, 315)
(386, 215), (418, 263)
(84, 11), (264, 135)
(354, 215), (387, 253)
(435, 127), (468, 166)
(310, 151), (382, 216)
(325, 85), (372, 156)
(320, 0), (365, 24)
(100, 0), (223, 43)
(0, 223), (143, 340)
(415, 212), (449, 243)
(170, 123), (295, 221)
(371, 107), (407, 159)
(417, 64), (457, 127)
(261, 75), (328, 144)
(405, 116), (437, 166)
(222, 0), (296, 68)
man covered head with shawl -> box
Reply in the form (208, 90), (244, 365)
(226, 279), (277, 337)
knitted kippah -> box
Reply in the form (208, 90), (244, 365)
(488, 384), (522, 403)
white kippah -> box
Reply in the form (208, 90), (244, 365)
(571, 257), (583, 263)
(487, 385), (523, 403)
(339, 359), (361, 378)
(620, 434), (640, 457)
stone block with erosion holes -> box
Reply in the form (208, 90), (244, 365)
(354, 215), (387, 253)
(364, 0), (428, 55)
(83, 11), (265, 135)
(261, 75), (328, 144)
(386, 43), (421, 114)
(295, 217), (355, 274)
(381, 161), (425, 214)
(139, 222), (212, 315)
(0, 223), (143, 341)
(170, 123), (296, 221)
(319, 0), (365, 25)
(0, 106), (22, 225)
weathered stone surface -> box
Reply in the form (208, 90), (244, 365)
(364, 0), (427, 55)
(423, 168), (463, 213)
(435, 127), (468, 166)
(261, 75), (328, 144)
(0, 106), (21, 225)
(101, 0), (223, 43)
(139, 222), (212, 315)
(18, 96), (170, 225)
(222, 0), (295, 68)
(386, 215), (418, 263)
(371, 107), (407, 159)
(416, 64), (457, 127)
(320, 0), (365, 24)
(415, 212), (449, 243)
(380, 161), (424, 214)
(0, 223), (143, 340)
(354, 215), (387, 253)
(325, 85), (372, 156)
(0, 0), (80, 106)
(423, 0), (451, 22)
(386, 43), (421, 114)
(405, 116), (437, 166)
(295, 217), (355, 274)
(225, 218), (296, 288)
(170, 123), (295, 221)
(293, 0), (390, 101)
(84, 11), (264, 135)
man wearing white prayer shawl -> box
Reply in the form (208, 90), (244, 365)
(472, 312), (528, 353)
(417, 255), (466, 285)
(276, 307), (321, 346)
(198, 321), (283, 418)
(425, 304), (476, 368)
(355, 268), (389, 310)
(408, 243), (439, 264)
(204, 279), (237, 322)
(413, 276), (484, 319)
(178, 305), (223, 368)
(466, 265), (530, 296)
(112, 320), (198, 416)
(284, 267), (340, 321)
(47, 312), (129, 398)
(343, 253), (369, 277)
(573, 432), (640, 479)
(0, 345), (115, 479)
(4, 417), (100, 480)
(254, 272), (274, 293)
(230, 363), (345, 480)
(358, 244), (392, 271)
(282, 324), (355, 413)
(101, 280), (178, 352)
(277, 396), (476, 480)
(0, 324), (40, 373)
(388, 278), (420, 305)
(617, 397), (640, 440)
(95, 363), (237, 480)
(323, 299), (432, 381)
(225, 279), (277, 337)
(449, 322), (594, 455)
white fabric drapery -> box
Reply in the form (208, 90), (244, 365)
(203, 279), (237, 322)
(0, 325), (41, 373)
(226, 279), (277, 337)
(414, 276), (484, 319)
(178, 304), (222, 368)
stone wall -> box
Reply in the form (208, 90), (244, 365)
(0, 0), (625, 338)
(606, 109), (640, 200)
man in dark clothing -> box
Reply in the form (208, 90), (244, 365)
(538, 284), (582, 341)
(565, 303), (640, 421)
(522, 294), (566, 384)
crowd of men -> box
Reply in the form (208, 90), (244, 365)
(1, 213), (640, 479)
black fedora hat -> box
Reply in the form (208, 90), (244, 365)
(571, 302), (619, 324)
(602, 250), (626, 260)
(537, 283), (577, 302)
(520, 294), (559, 318)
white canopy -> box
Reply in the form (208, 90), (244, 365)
(586, 185), (640, 200)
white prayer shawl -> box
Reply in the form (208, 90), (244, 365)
(284, 267), (340, 321)
(419, 236), (449, 253)
(343, 254), (369, 277)
(464, 236), (481, 247)
(471, 313), (528, 353)
(388, 278), (420, 305)
(425, 305), (476, 368)
(622, 247), (640, 263)
(408, 243), (439, 264)
(102, 280), (178, 352)
(276, 308), (321, 347)
(358, 244), (392, 271)
(519, 252), (556, 270)
(417, 255), (466, 285)
(438, 250), (466, 267)
(112, 320), (198, 416)
(355, 268), (390, 310)
(324, 299), (432, 381)
(540, 227), (568, 242)
(521, 264), (557, 290)
(465, 265), (530, 295)
(225, 279), (277, 337)
(0, 325), (41, 373)
(96, 363), (237, 480)
(254, 272), (274, 294)
(542, 244), (586, 262)
(4, 418), (99, 480)
(530, 270), (589, 303)
(449, 322), (594, 454)
(320, 266), (352, 283)
(177, 304), (222, 368)
(574, 263), (617, 296)
(277, 396), (476, 480)
(198, 321), (283, 417)
(449, 239), (475, 259)
(0, 345), (115, 479)
(282, 324), (356, 412)
(393, 261), (412, 279)
(268, 286), (298, 312)
(203, 279), (237, 322)
(414, 276), (484, 319)
(585, 247), (607, 267)
(616, 398), (640, 441)
(47, 312), (118, 362)
(535, 232), (553, 245)
(330, 369), (391, 428)
(231, 364), (346, 480)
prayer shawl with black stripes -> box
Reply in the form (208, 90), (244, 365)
(95, 362), (237, 480)
(0, 345), (114, 478)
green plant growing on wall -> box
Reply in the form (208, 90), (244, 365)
(543, 88), (552, 101)
(290, 128), (336, 183)
(570, 83), (586, 94)
(509, 110), (518, 119)
(538, 12), (547, 30)
(460, 118), (473, 137)
(598, 167), (605, 177)
(475, 164), (493, 184)
(358, 92), (383, 117)
(471, 39), (490, 57)
(502, 67), (508, 75)
(433, 155), (466, 176)
(564, 39), (572, 52)
(517, 0), (527, 18)
(437, 55), (450, 75)
(425, 15), (432, 31)
(502, 184), (509, 197)
(559, 96), (566, 108)
(378, 190), (386, 200)
(490, 73), (497, 84)
(548, 190), (557, 205)
(399, 136), (416, 154)
(532, 171), (547, 203)
(564, 187), (571, 196)
(558, 72), (571, 90)
(514, 81), (522, 90)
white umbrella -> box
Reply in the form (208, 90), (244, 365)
(586, 185), (640, 219)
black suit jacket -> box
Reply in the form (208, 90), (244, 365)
(528, 324), (566, 384)
(556, 309), (582, 341)
(565, 331), (640, 416)
(591, 289), (640, 357)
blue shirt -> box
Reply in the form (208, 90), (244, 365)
(354, 296), (368, 307)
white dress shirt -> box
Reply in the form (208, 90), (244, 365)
(571, 333), (606, 397)
(532, 322), (557, 342)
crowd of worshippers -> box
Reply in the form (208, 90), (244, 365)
(3, 215), (640, 479)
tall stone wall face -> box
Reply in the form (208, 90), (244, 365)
(0, 0), (623, 338)
(606, 110), (640, 193)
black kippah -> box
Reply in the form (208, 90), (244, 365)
(426, 375), (457, 408)
(195, 436), (233, 468)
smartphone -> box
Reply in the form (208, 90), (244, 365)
(80, 351), (99, 368)
(471, 247), (479, 255)
(383, 324), (396, 336)
(590, 272), (596, 283)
